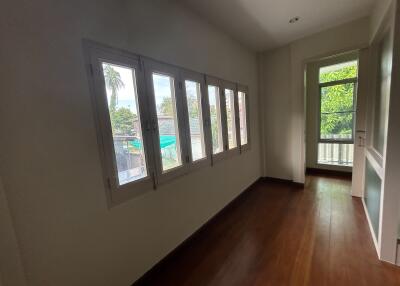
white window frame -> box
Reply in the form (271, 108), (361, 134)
(206, 76), (226, 164)
(221, 80), (240, 157)
(318, 77), (358, 145)
(206, 76), (228, 163)
(84, 40), (251, 206)
(180, 69), (212, 170)
(143, 59), (191, 185)
(316, 59), (358, 168)
(237, 84), (250, 152)
(83, 41), (156, 206)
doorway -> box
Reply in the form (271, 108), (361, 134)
(305, 52), (359, 176)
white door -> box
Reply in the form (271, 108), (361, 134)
(351, 48), (369, 197)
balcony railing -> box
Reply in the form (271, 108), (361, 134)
(318, 134), (354, 167)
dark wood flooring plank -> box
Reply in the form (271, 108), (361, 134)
(134, 175), (400, 286)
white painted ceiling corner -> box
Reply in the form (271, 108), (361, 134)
(178, 0), (376, 52)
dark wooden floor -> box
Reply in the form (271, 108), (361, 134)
(135, 175), (400, 286)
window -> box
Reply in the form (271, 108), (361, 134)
(238, 90), (248, 146)
(152, 73), (182, 172)
(208, 85), (223, 154)
(102, 63), (148, 185)
(225, 88), (237, 149)
(372, 32), (391, 156)
(84, 40), (251, 205)
(319, 61), (358, 83)
(84, 42), (157, 205)
(184, 80), (206, 161)
(317, 60), (358, 166)
(320, 82), (355, 141)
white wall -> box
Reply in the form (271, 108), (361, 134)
(259, 46), (293, 180)
(0, 178), (27, 286)
(371, 0), (393, 41)
(259, 17), (370, 182)
(0, 1), (261, 285)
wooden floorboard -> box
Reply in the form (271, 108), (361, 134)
(134, 175), (400, 286)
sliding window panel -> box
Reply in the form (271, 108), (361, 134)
(207, 83), (224, 155)
(181, 70), (212, 169)
(144, 59), (190, 184)
(221, 80), (240, 157)
(206, 76), (229, 163)
(237, 84), (250, 152)
(83, 41), (156, 206)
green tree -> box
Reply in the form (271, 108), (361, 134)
(103, 64), (124, 112)
(319, 65), (357, 83)
(160, 97), (173, 115)
(209, 106), (220, 150)
(111, 107), (137, 135)
(319, 63), (357, 138)
(187, 95), (200, 118)
(160, 95), (199, 117)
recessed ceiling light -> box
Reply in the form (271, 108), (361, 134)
(289, 16), (300, 24)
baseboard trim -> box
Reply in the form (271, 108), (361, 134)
(306, 167), (352, 178)
(131, 177), (263, 285)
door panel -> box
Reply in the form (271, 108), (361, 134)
(351, 48), (369, 197)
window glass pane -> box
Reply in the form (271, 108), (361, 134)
(208, 85), (223, 154)
(373, 33), (391, 155)
(320, 112), (354, 140)
(225, 89), (237, 149)
(321, 83), (355, 113)
(185, 80), (206, 161)
(318, 143), (353, 166)
(320, 81), (355, 141)
(319, 60), (358, 83)
(102, 63), (147, 185)
(364, 159), (382, 238)
(238, 91), (248, 145)
(152, 73), (182, 171)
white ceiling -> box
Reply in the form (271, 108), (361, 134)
(178, 0), (376, 51)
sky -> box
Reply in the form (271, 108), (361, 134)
(103, 63), (140, 114)
(103, 63), (204, 117)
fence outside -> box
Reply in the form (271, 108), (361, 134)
(318, 134), (354, 166)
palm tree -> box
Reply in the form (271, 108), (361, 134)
(103, 64), (124, 112)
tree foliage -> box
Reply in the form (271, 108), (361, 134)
(102, 64), (137, 136)
(159, 97), (173, 116)
(159, 95), (200, 118)
(319, 63), (357, 138)
(111, 107), (137, 136)
(103, 64), (125, 112)
(319, 63), (357, 83)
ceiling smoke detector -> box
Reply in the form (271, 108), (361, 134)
(289, 16), (300, 24)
